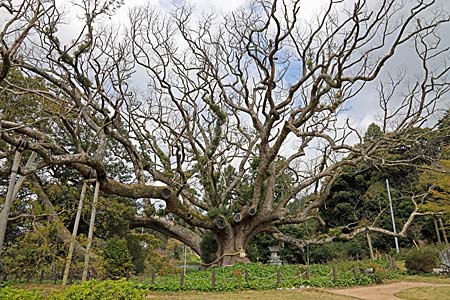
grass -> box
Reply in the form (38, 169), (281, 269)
(386, 274), (450, 284)
(395, 286), (450, 300)
(147, 289), (358, 300)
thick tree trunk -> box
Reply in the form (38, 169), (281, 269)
(211, 221), (266, 266)
(218, 234), (250, 266)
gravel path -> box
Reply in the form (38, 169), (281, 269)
(329, 282), (449, 300)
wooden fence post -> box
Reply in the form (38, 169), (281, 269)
(151, 272), (156, 284)
(244, 269), (249, 284)
(306, 267), (310, 280)
(332, 266), (337, 285)
(276, 269), (280, 286)
(389, 256), (397, 271)
(211, 270), (216, 288)
(352, 266), (358, 280)
(180, 272), (184, 288)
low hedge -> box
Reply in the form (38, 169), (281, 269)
(0, 280), (146, 300)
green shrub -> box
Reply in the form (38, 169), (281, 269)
(405, 247), (439, 273)
(200, 233), (218, 264)
(0, 287), (42, 300)
(104, 237), (134, 278)
(50, 279), (145, 300)
(308, 240), (369, 263)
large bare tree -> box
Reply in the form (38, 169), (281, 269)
(1, 0), (449, 265)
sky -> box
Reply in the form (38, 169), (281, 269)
(84, 0), (449, 131)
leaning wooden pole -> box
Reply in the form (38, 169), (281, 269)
(0, 143), (25, 255)
(433, 216), (442, 244)
(82, 180), (100, 282)
(438, 216), (448, 245)
(62, 181), (87, 286)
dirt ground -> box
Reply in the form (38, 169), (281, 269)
(330, 282), (450, 300)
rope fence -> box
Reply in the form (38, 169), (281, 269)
(145, 256), (397, 290)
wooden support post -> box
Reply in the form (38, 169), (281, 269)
(366, 230), (374, 260)
(0, 148), (23, 254)
(82, 180), (100, 282)
(332, 266), (337, 285)
(438, 217), (448, 245)
(244, 269), (249, 284)
(306, 267), (310, 280)
(434, 217), (442, 244)
(180, 272), (184, 288)
(211, 270), (216, 288)
(276, 269), (280, 286)
(62, 181), (87, 286)
(151, 272), (156, 284)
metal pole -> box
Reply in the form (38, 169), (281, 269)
(386, 179), (399, 253)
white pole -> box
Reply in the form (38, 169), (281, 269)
(386, 179), (400, 253)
